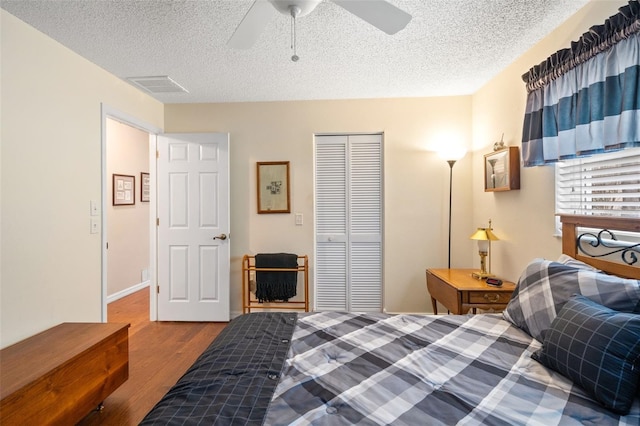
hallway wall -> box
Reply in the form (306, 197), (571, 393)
(106, 118), (151, 298)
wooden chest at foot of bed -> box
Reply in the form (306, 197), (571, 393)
(0, 322), (130, 425)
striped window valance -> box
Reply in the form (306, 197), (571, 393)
(521, 0), (640, 167)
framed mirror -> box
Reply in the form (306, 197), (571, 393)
(484, 147), (520, 192)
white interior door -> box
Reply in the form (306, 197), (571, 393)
(157, 133), (230, 321)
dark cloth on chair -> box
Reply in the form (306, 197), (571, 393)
(255, 253), (298, 302)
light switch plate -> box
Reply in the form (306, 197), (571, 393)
(90, 200), (99, 216)
(295, 213), (303, 225)
(90, 218), (99, 234)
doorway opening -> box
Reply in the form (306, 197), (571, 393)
(100, 104), (161, 322)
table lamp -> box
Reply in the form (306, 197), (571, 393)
(470, 219), (499, 279)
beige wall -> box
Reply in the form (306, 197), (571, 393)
(165, 97), (474, 314)
(470, 0), (626, 282)
(166, 0), (627, 313)
(1, 0), (625, 347)
(106, 118), (150, 297)
(0, 10), (163, 348)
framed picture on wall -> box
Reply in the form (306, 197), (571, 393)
(113, 174), (135, 206)
(257, 161), (290, 214)
(141, 172), (150, 202)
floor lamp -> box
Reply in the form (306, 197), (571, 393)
(439, 148), (466, 269)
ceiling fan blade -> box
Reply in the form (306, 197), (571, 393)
(331, 0), (411, 35)
(228, 0), (275, 49)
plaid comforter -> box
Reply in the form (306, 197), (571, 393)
(263, 312), (640, 426)
(141, 313), (297, 425)
(141, 312), (639, 425)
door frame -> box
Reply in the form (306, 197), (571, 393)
(100, 104), (162, 322)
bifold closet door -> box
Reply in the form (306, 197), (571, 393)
(314, 134), (383, 312)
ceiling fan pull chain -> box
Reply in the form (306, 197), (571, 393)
(290, 6), (300, 62)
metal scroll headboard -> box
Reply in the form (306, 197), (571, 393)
(560, 215), (640, 279)
(577, 228), (640, 266)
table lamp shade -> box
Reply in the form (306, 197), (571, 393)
(469, 227), (499, 242)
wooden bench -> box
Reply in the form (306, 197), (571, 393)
(0, 322), (129, 425)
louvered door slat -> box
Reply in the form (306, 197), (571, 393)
(316, 138), (347, 235)
(350, 136), (382, 236)
(315, 242), (347, 311)
(350, 242), (382, 311)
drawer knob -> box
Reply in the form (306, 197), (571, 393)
(484, 293), (500, 303)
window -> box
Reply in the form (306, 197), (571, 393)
(555, 148), (640, 232)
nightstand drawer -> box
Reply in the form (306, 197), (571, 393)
(467, 291), (512, 304)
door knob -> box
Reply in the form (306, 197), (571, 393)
(213, 233), (228, 240)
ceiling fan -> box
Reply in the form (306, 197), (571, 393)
(228, 0), (412, 60)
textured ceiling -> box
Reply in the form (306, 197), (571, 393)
(1, 0), (591, 104)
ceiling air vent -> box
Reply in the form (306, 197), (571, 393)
(126, 76), (189, 94)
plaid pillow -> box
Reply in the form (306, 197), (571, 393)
(532, 294), (640, 415)
(556, 254), (600, 271)
(502, 258), (640, 341)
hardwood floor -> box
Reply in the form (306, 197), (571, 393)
(77, 288), (227, 425)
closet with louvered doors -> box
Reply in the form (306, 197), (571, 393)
(314, 134), (383, 312)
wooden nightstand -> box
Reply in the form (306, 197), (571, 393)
(426, 268), (516, 314)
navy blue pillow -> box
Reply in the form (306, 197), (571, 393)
(532, 294), (640, 415)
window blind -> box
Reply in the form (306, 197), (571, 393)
(556, 147), (640, 218)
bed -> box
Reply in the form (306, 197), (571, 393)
(141, 215), (640, 425)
